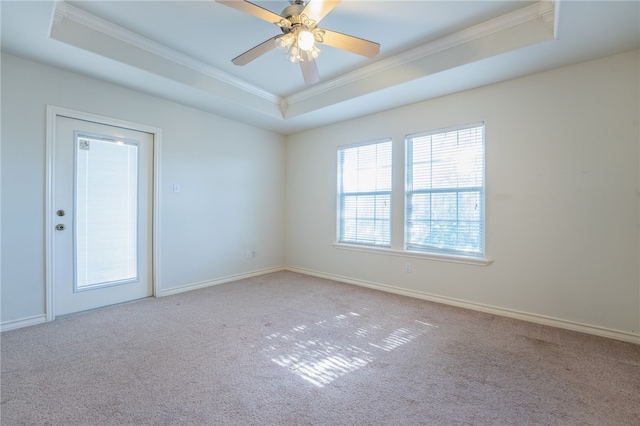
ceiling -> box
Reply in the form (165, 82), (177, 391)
(2, 1), (639, 134)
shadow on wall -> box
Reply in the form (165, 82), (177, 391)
(262, 309), (436, 387)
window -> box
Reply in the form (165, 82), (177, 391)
(75, 134), (139, 289)
(337, 139), (392, 246)
(406, 123), (485, 257)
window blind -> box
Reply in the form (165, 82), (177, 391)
(76, 134), (139, 289)
(406, 123), (484, 256)
(337, 139), (392, 246)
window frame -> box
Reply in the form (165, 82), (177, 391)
(405, 122), (486, 258)
(336, 138), (393, 248)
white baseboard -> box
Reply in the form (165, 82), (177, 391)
(158, 266), (286, 297)
(1, 314), (48, 333)
(5, 266), (638, 345)
(285, 266), (640, 345)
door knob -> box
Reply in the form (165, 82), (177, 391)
(55, 224), (66, 231)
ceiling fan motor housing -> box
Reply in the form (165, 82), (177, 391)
(281, 2), (308, 23)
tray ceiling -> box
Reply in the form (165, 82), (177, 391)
(2, 1), (639, 134)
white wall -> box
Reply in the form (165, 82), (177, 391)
(285, 50), (640, 340)
(3, 50), (639, 341)
(1, 53), (286, 326)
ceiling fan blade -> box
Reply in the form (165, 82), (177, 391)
(300, 52), (320, 85)
(302, 0), (341, 24)
(319, 29), (380, 58)
(232, 35), (281, 66)
(216, 0), (283, 24)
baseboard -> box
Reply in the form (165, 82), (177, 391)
(1, 314), (48, 333)
(158, 266), (286, 297)
(285, 266), (640, 345)
(5, 267), (637, 345)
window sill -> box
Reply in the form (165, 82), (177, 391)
(333, 242), (493, 266)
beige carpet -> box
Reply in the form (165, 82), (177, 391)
(1, 271), (639, 425)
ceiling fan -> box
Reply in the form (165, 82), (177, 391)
(216, 0), (380, 85)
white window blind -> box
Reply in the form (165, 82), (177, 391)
(75, 134), (139, 289)
(337, 139), (392, 246)
(406, 123), (485, 256)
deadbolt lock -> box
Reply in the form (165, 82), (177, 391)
(56, 210), (66, 217)
(55, 224), (66, 231)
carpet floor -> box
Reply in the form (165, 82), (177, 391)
(1, 271), (639, 425)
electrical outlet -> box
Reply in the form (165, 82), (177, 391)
(251, 250), (256, 258)
(404, 263), (412, 273)
(246, 251), (252, 259)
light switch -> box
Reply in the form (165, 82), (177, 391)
(173, 183), (181, 193)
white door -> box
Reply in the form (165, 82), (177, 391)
(53, 116), (153, 316)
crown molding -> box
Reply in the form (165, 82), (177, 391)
(286, 0), (556, 105)
(52, 1), (281, 106)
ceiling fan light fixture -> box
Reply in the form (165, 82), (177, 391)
(286, 46), (301, 63)
(305, 44), (321, 61)
(297, 29), (315, 51)
(279, 26), (321, 63)
(275, 33), (295, 51)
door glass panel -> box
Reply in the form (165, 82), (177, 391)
(75, 133), (139, 290)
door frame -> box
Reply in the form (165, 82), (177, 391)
(45, 105), (162, 321)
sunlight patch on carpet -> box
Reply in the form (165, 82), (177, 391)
(263, 310), (434, 387)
